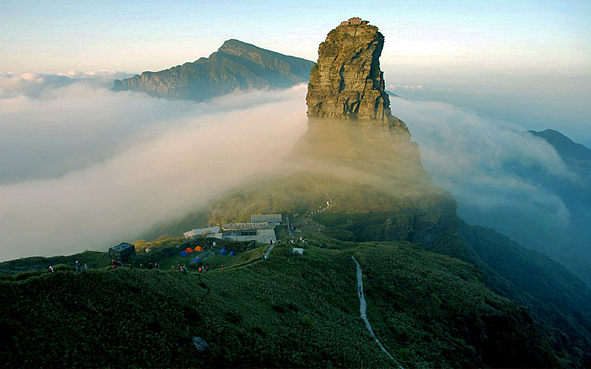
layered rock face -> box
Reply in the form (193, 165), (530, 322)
(306, 17), (408, 134)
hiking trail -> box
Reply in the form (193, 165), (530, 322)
(352, 256), (404, 369)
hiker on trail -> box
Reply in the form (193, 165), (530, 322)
(205, 266), (210, 272)
(147, 262), (153, 270)
(262, 253), (266, 260)
(84, 263), (88, 271)
(155, 263), (159, 269)
(221, 265), (224, 269)
(49, 265), (54, 273)
(198, 267), (202, 273)
(75, 261), (81, 272)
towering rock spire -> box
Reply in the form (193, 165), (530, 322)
(306, 17), (408, 135)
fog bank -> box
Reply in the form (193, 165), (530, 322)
(391, 96), (575, 227)
(0, 73), (307, 261)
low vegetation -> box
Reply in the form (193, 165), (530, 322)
(0, 236), (561, 368)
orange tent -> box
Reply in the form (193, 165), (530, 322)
(194, 246), (204, 252)
(185, 247), (193, 253)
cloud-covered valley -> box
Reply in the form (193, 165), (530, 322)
(0, 73), (308, 260)
(390, 96), (575, 227)
(0, 71), (582, 262)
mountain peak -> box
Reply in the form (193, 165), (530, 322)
(306, 18), (408, 135)
(112, 40), (314, 101)
(218, 39), (261, 54)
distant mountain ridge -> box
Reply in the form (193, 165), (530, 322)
(112, 39), (315, 100)
(461, 128), (591, 287)
(530, 129), (591, 163)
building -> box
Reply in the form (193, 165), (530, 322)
(183, 226), (220, 239)
(222, 229), (258, 239)
(250, 214), (283, 224)
(340, 17), (368, 26)
(222, 222), (273, 230)
(109, 242), (136, 260)
(218, 228), (276, 243)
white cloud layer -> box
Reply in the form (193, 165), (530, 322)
(0, 73), (307, 261)
(0, 71), (580, 261)
(391, 97), (574, 226)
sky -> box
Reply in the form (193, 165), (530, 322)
(2, 0), (590, 74)
(2, 0), (590, 142)
(0, 0), (590, 260)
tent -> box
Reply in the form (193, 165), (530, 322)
(194, 246), (204, 252)
(185, 247), (193, 253)
(219, 248), (228, 255)
(190, 257), (199, 264)
(229, 251), (236, 256)
(180, 251), (188, 257)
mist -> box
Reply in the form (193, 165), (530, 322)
(1, 70), (586, 263)
(0, 74), (307, 261)
(383, 71), (591, 145)
(390, 96), (576, 227)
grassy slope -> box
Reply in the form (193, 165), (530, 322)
(0, 241), (556, 368)
(459, 222), (591, 366)
(354, 243), (556, 368)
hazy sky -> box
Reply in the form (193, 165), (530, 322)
(1, 0), (590, 260)
(2, 0), (589, 142)
(1, 0), (589, 75)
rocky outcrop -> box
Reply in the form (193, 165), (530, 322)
(113, 39), (314, 101)
(306, 18), (408, 135)
(202, 18), (456, 249)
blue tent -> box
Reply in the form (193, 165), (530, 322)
(190, 257), (199, 264)
(180, 251), (188, 257)
(219, 248), (228, 255)
(229, 251), (236, 256)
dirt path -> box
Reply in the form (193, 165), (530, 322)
(352, 256), (404, 368)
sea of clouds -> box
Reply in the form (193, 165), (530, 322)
(390, 96), (575, 227)
(0, 72), (308, 260)
(0, 71), (579, 261)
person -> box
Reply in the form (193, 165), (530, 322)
(221, 265), (224, 269)
(84, 263), (88, 271)
(262, 253), (266, 260)
(198, 267), (202, 273)
(48, 265), (54, 273)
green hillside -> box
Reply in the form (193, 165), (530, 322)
(0, 240), (558, 368)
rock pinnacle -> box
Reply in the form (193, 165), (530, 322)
(306, 17), (408, 135)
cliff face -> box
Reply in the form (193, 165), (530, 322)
(112, 39), (314, 101)
(206, 18), (456, 249)
(306, 18), (408, 134)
